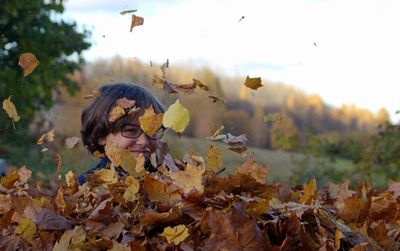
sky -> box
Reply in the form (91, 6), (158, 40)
(64, 0), (400, 122)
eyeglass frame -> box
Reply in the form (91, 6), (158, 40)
(119, 124), (166, 140)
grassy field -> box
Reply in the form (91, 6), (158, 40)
(37, 134), (356, 186)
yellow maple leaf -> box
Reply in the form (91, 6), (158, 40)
(2, 96), (20, 124)
(105, 142), (122, 167)
(120, 150), (145, 177)
(170, 164), (204, 194)
(37, 129), (55, 145)
(299, 177), (317, 205)
(130, 15), (144, 32)
(244, 76), (263, 90)
(108, 105), (125, 123)
(15, 218), (37, 241)
(139, 105), (164, 137)
(162, 99), (190, 133)
(160, 224), (189, 245)
(18, 52), (39, 77)
(206, 145), (223, 172)
(123, 176), (140, 202)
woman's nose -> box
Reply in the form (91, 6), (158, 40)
(134, 132), (150, 147)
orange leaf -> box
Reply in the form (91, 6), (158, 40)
(2, 96), (20, 123)
(37, 129), (55, 145)
(18, 52), (39, 77)
(130, 15), (144, 31)
(299, 178), (317, 205)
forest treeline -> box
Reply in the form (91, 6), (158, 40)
(47, 56), (390, 152)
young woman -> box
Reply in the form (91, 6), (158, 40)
(77, 83), (166, 185)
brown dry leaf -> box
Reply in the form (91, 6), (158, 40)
(116, 97), (135, 108)
(236, 157), (268, 183)
(193, 78), (209, 91)
(37, 129), (55, 145)
(138, 105), (163, 137)
(299, 177), (317, 205)
(105, 142), (122, 167)
(243, 76), (263, 90)
(130, 15), (144, 31)
(368, 220), (392, 247)
(170, 164), (204, 194)
(17, 166), (31, 185)
(83, 89), (101, 99)
(0, 194), (13, 214)
(336, 197), (370, 224)
(110, 240), (129, 251)
(55, 153), (62, 178)
(206, 145), (223, 172)
(160, 224), (190, 245)
(36, 208), (72, 231)
(245, 198), (269, 218)
(2, 96), (20, 122)
(349, 243), (370, 251)
(18, 52), (39, 77)
(65, 137), (80, 149)
(228, 146), (248, 154)
(143, 174), (170, 202)
(108, 105), (125, 123)
(123, 176), (140, 202)
(1, 170), (19, 188)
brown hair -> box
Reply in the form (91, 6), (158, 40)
(81, 83), (165, 154)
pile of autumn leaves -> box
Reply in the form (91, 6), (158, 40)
(1, 155), (400, 250)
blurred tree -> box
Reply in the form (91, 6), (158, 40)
(0, 0), (90, 161)
(374, 107), (390, 125)
(269, 115), (299, 150)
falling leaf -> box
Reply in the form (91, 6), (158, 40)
(143, 175), (170, 202)
(130, 15), (144, 31)
(243, 76), (263, 90)
(116, 98), (135, 108)
(123, 176), (140, 202)
(170, 164), (204, 194)
(120, 9), (137, 15)
(2, 96), (20, 123)
(17, 166), (32, 185)
(105, 142), (122, 166)
(65, 137), (80, 149)
(18, 52), (39, 77)
(139, 106), (164, 137)
(208, 95), (227, 103)
(299, 178), (317, 205)
(206, 145), (223, 172)
(160, 224), (190, 245)
(83, 89), (101, 99)
(160, 59), (169, 78)
(108, 105), (125, 123)
(65, 171), (75, 187)
(37, 129), (55, 145)
(15, 218), (37, 241)
(163, 100), (190, 133)
(193, 78), (209, 91)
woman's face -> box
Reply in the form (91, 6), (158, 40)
(99, 120), (160, 160)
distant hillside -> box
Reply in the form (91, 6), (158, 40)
(47, 56), (389, 151)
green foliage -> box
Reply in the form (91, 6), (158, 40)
(0, 0), (91, 162)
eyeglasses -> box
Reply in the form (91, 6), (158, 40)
(120, 124), (165, 140)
